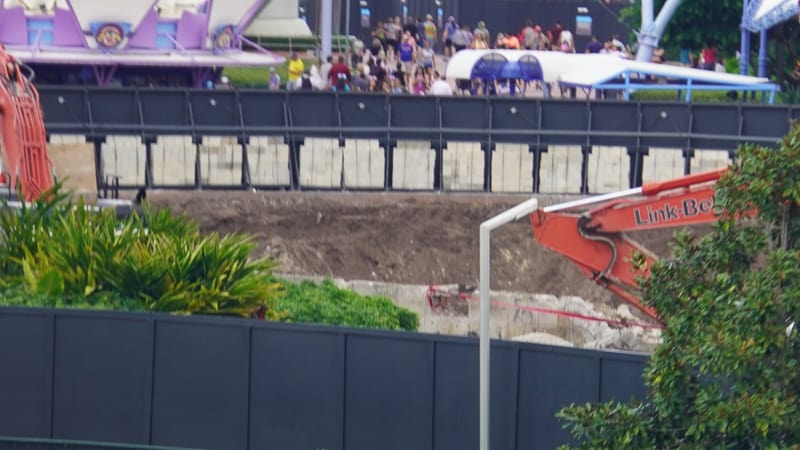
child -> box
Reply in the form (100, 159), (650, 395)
(419, 40), (435, 83)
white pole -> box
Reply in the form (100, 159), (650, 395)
(321, 0), (333, 58)
(344, 0), (351, 37)
(542, 187), (642, 213)
(479, 197), (539, 450)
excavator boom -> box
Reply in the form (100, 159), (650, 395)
(530, 168), (727, 321)
(0, 45), (53, 201)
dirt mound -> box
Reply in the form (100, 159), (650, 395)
(148, 190), (683, 321)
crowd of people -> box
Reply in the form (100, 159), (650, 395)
(266, 16), (643, 96)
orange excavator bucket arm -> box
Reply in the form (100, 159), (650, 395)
(529, 168), (727, 321)
(0, 45), (53, 201)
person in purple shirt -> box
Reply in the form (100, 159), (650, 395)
(442, 16), (458, 57)
(585, 35), (603, 54)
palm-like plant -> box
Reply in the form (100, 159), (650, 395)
(0, 187), (282, 318)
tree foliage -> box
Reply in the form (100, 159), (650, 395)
(558, 123), (800, 448)
(621, 0), (742, 56)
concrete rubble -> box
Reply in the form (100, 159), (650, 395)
(280, 274), (661, 353)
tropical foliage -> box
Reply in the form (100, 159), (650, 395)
(0, 190), (282, 318)
(557, 124), (800, 448)
(0, 189), (420, 331)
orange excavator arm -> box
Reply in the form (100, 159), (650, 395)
(529, 168), (727, 321)
(0, 45), (53, 201)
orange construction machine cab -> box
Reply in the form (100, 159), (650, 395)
(529, 168), (727, 322)
(0, 44), (54, 201)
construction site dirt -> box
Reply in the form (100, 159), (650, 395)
(149, 190), (690, 324)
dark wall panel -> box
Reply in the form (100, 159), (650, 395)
(339, 94), (388, 138)
(590, 101), (638, 146)
(51, 315), (152, 444)
(600, 357), (648, 403)
(639, 103), (691, 148)
(539, 100), (588, 145)
(151, 321), (250, 450)
(516, 350), (598, 450)
(39, 87), (89, 134)
(433, 341), (516, 450)
(0, 313), (53, 438)
(139, 90), (191, 129)
(741, 106), (790, 145)
(250, 328), (345, 450)
(189, 90), (240, 132)
(491, 98), (540, 144)
(87, 89), (140, 130)
(345, 335), (434, 450)
(390, 96), (438, 139)
(440, 97), (489, 141)
(691, 104), (740, 149)
(288, 92), (338, 135)
(239, 91), (286, 131)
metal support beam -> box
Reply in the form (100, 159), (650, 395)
(758, 30), (768, 78)
(636, 0), (683, 63)
(321, 0), (333, 58)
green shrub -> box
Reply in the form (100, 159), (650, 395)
(0, 189), (282, 318)
(274, 279), (419, 331)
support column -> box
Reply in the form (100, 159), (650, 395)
(758, 29), (768, 78)
(529, 145), (548, 194)
(320, 0), (333, 58)
(239, 137), (250, 188)
(481, 142), (494, 192)
(682, 148), (694, 175)
(90, 137), (106, 195)
(627, 147), (648, 188)
(287, 137), (304, 190)
(382, 139), (395, 190)
(432, 141), (444, 191)
(192, 136), (202, 190)
(740, 0), (751, 75)
(143, 135), (155, 189)
(580, 146), (591, 194)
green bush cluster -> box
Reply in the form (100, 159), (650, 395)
(0, 190), (281, 318)
(274, 279), (419, 331)
(0, 189), (419, 332)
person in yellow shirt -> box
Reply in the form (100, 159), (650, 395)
(286, 53), (304, 90)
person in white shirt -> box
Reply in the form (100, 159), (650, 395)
(429, 71), (453, 96)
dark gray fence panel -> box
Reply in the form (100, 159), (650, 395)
(638, 102), (691, 148)
(338, 94), (388, 139)
(138, 90), (191, 133)
(39, 87), (89, 135)
(516, 349), (599, 450)
(345, 335), (435, 450)
(150, 321), (250, 450)
(740, 105), (790, 145)
(287, 92), (338, 136)
(490, 98), (540, 144)
(600, 357), (648, 402)
(433, 341), (517, 450)
(86, 89), (140, 134)
(590, 102), (639, 146)
(51, 315), (152, 444)
(691, 104), (740, 149)
(0, 312), (52, 438)
(440, 97), (490, 141)
(250, 327), (345, 450)
(0, 308), (652, 450)
(189, 90), (240, 135)
(539, 101), (589, 145)
(239, 90), (286, 134)
(390, 96), (438, 139)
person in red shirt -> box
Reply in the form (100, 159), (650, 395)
(701, 42), (717, 71)
(327, 55), (351, 88)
